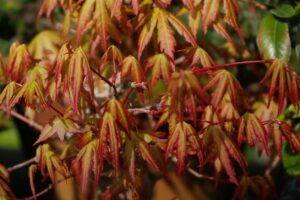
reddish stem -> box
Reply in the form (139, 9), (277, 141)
(7, 157), (36, 172)
(192, 59), (274, 75)
(0, 107), (43, 131)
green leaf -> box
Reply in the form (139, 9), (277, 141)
(271, 4), (296, 18)
(282, 142), (300, 175)
(257, 14), (291, 62)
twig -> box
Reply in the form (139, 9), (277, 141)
(128, 108), (153, 114)
(16, 176), (73, 200)
(192, 59), (274, 75)
(265, 155), (280, 176)
(187, 168), (231, 183)
(7, 157), (36, 172)
(90, 67), (118, 98)
(1, 107), (43, 131)
(130, 82), (147, 90)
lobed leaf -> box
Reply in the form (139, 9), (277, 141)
(165, 121), (203, 174)
(35, 117), (79, 144)
(36, 144), (69, 183)
(145, 53), (172, 87)
(202, 0), (221, 33)
(73, 139), (100, 195)
(106, 99), (131, 135)
(67, 47), (94, 114)
(7, 42), (33, 81)
(99, 112), (122, 176)
(238, 113), (269, 154)
(260, 59), (299, 113)
(204, 70), (243, 108)
(205, 126), (246, 184)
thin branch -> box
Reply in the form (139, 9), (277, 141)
(90, 67), (118, 98)
(265, 155), (280, 176)
(187, 168), (231, 183)
(7, 157), (36, 172)
(16, 175), (73, 200)
(1, 107), (43, 131)
(192, 59), (274, 75)
(130, 82), (147, 90)
(128, 108), (153, 115)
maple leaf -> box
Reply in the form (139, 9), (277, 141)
(138, 7), (197, 60)
(73, 139), (100, 195)
(223, 0), (243, 41)
(138, 10), (158, 60)
(204, 69), (243, 108)
(67, 47), (94, 114)
(157, 10), (176, 61)
(203, 126), (246, 184)
(145, 53), (172, 87)
(166, 10), (198, 51)
(270, 121), (300, 156)
(10, 81), (47, 109)
(165, 121), (203, 174)
(76, 0), (121, 49)
(238, 113), (269, 154)
(38, 0), (63, 20)
(99, 112), (122, 176)
(28, 164), (37, 200)
(202, 0), (242, 42)
(76, 0), (96, 44)
(185, 47), (215, 67)
(121, 56), (145, 102)
(98, 45), (123, 76)
(260, 59), (299, 113)
(52, 43), (72, 88)
(38, 0), (58, 19)
(7, 42), (33, 81)
(36, 144), (69, 182)
(182, 0), (195, 16)
(0, 81), (18, 109)
(219, 100), (240, 121)
(213, 21), (238, 50)
(202, 0), (221, 33)
(35, 117), (79, 144)
(158, 70), (209, 126)
(106, 99), (131, 135)
(188, 9), (201, 37)
(201, 105), (221, 130)
(94, 0), (122, 50)
(28, 30), (62, 61)
(106, 0), (132, 30)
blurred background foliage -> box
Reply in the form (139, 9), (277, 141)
(0, 0), (300, 199)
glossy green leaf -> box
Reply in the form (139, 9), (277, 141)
(257, 14), (291, 62)
(282, 143), (300, 175)
(271, 4), (296, 18)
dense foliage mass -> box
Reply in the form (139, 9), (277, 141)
(0, 0), (300, 199)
